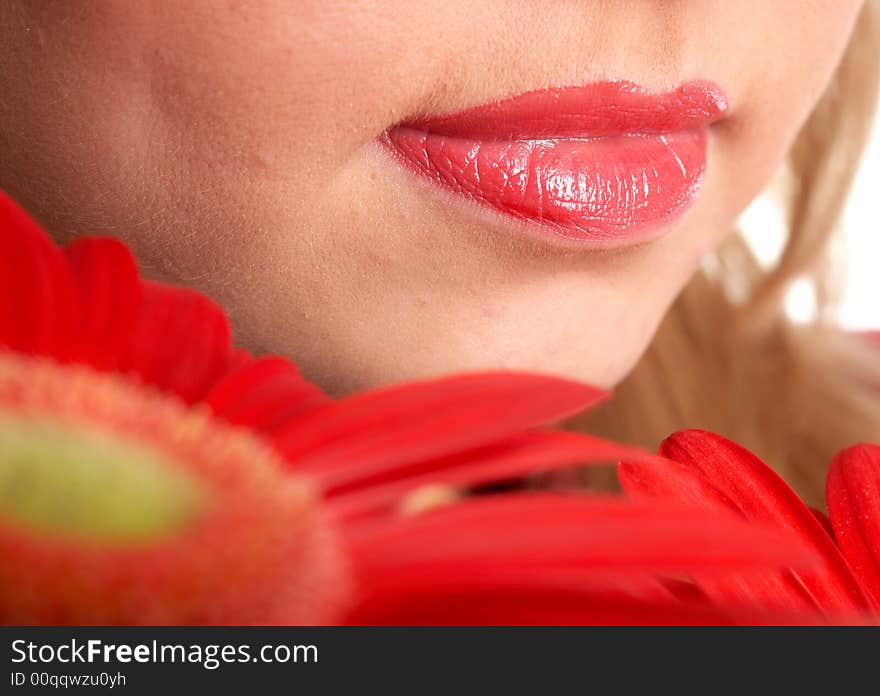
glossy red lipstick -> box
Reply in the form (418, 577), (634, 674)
(382, 80), (728, 244)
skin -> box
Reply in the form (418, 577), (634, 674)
(0, 1), (865, 394)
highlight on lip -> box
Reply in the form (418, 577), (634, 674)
(381, 80), (729, 244)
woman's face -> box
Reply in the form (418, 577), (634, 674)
(0, 1), (865, 393)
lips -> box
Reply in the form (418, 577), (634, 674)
(381, 80), (728, 244)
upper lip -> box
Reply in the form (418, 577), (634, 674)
(396, 80), (729, 139)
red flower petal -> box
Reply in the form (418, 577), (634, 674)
(348, 493), (818, 575)
(225, 348), (256, 374)
(0, 191), (79, 361)
(276, 372), (607, 474)
(346, 494), (822, 624)
(827, 444), (880, 607)
(115, 281), (233, 403)
(328, 431), (669, 523)
(64, 238), (140, 371)
(620, 430), (871, 614)
(205, 356), (329, 434)
(809, 506), (835, 538)
(345, 574), (829, 626)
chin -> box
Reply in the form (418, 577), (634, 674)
(294, 336), (645, 397)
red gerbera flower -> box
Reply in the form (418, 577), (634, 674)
(0, 192), (344, 625)
(0, 191), (824, 625)
(619, 429), (880, 622)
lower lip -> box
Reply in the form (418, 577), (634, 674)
(381, 81), (726, 245)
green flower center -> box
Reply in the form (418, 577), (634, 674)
(0, 413), (204, 543)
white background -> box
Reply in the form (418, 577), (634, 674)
(840, 108), (880, 329)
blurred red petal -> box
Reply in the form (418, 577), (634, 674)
(205, 356), (329, 434)
(827, 444), (880, 607)
(345, 575), (829, 625)
(620, 430), (871, 614)
(809, 506), (835, 538)
(329, 431), (668, 522)
(224, 348), (255, 373)
(348, 493), (818, 576)
(276, 372), (607, 474)
(64, 238), (140, 370)
(346, 493), (824, 625)
(115, 281), (233, 403)
(0, 191), (79, 360)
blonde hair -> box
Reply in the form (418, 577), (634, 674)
(574, 1), (880, 507)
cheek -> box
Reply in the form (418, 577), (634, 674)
(10, 2), (415, 188)
(0, 1), (410, 270)
(124, 2), (440, 167)
(716, 1), (862, 192)
(682, 0), (863, 263)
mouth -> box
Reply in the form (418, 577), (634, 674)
(380, 80), (729, 246)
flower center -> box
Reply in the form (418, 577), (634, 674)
(0, 349), (350, 624)
(0, 413), (203, 542)
(0, 350), (214, 543)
